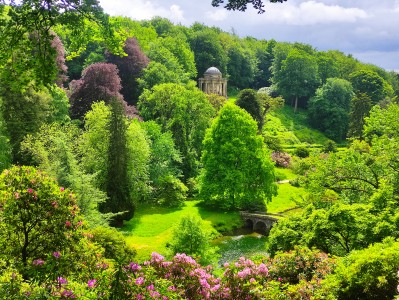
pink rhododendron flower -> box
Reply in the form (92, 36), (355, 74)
(135, 277), (144, 285)
(27, 188), (33, 193)
(57, 277), (68, 285)
(87, 279), (97, 288)
(53, 251), (61, 259)
(32, 259), (45, 266)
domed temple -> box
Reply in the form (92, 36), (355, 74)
(198, 67), (227, 98)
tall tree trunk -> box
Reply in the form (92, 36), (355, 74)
(294, 95), (298, 113)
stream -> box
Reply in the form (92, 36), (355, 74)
(212, 229), (269, 264)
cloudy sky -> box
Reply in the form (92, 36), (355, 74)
(98, 0), (399, 71)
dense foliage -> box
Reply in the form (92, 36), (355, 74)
(200, 103), (276, 211)
(2, 3), (399, 298)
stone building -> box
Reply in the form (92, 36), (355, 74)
(198, 67), (227, 98)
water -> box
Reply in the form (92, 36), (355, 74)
(212, 231), (268, 265)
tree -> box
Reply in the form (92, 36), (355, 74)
(69, 62), (124, 120)
(211, 0), (287, 13)
(0, 97), (11, 172)
(226, 42), (257, 89)
(308, 78), (354, 141)
(257, 88), (284, 130)
(101, 98), (133, 227)
(106, 37), (149, 105)
(126, 119), (151, 203)
(347, 93), (372, 140)
(349, 70), (393, 104)
(145, 39), (192, 87)
(189, 27), (227, 79)
(138, 83), (215, 180)
(138, 61), (189, 93)
(206, 93), (227, 114)
(79, 101), (111, 189)
(142, 121), (186, 206)
(273, 48), (320, 112)
(199, 102), (277, 211)
(330, 239), (399, 300)
(0, 84), (53, 163)
(0, 0), (122, 86)
(20, 123), (109, 227)
(316, 51), (340, 84)
(236, 89), (263, 132)
(169, 215), (217, 265)
(0, 166), (81, 277)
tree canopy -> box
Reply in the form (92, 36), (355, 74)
(199, 102), (277, 211)
(211, 0), (287, 13)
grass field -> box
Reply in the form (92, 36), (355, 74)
(265, 105), (330, 146)
(122, 201), (241, 261)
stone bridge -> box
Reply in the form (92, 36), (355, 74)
(239, 211), (279, 235)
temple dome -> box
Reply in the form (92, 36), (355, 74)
(204, 67), (222, 76)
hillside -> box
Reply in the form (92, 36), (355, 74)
(264, 105), (330, 147)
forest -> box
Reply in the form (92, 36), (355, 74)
(1, 0), (399, 299)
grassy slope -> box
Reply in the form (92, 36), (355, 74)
(265, 105), (329, 146)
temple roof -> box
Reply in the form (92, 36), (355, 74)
(204, 67), (222, 76)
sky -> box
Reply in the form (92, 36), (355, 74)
(98, 0), (399, 72)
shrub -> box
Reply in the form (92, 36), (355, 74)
(294, 146), (310, 158)
(169, 215), (218, 265)
(0, 166), (81, 277)
(271, 152), (291, 168)
(268, 247), (336, 284)
(156, 175), (188, 207)
(90, 227), (136, 263)
(327, 238), (399, 300)
(264, 134), (283, 152)
(322, 140), (337, 153)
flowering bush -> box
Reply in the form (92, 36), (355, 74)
(0, 166), (83, 278)
(1, 249), (338, 299)
(271, 152), (292, 168)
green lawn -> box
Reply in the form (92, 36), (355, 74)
(268, 182), (306, 214)
(122, 201), (241, 261)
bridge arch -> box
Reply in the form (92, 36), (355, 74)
(239, 211), (278, 236)
(244, 219), (254, 229)
(254, 221), (268, 234)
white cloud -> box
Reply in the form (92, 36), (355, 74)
(259, 1), (368, 25)
(98, 0), (185, 23)
(169, 4), (185, 22)
(206, 9), (229, 21)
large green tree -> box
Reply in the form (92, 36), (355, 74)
(308, 78), (354, 141)
(236, 89), (263, 132)
(347, 93), (372, 140)
(101, 98), (133, 227)
(199, 102), (277, 211)
(138, 83), (214, 180)
(189, 27), (227, 78)
(20, 123), (109, 226)
(273, 48), (320, 112)
(349, 69), (393, 104)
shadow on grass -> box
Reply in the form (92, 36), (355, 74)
(195, 202), (243, 234)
